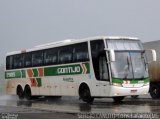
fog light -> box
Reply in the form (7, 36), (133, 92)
(143, 82), (149, 86)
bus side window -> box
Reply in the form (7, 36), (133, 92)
(6, 56), (13, 70)
(73, 42), (89, 62)
(32, 51), (43, 67)
(44, 48), (58, 65)
(24, 53), (32, 68)
(59, 45), (73, 64)
(13, 54), (23, 69)
(6, 56), (10, 70)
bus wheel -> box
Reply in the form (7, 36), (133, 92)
(150, 85), (160, 99)
(24, 86), (32, 100)
(79, 85), (94, 103)
(17, 86), (24, 100)
(113, 96), (125, 102)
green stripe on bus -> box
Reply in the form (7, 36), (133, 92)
(112, 77), (150, 84)
(5, 70), (22, 79)
(33, 69), (38, 77)
(5, 70), (26, 79)
(36, 78), (42, 87)
(44, 63), (90, 76)
(21, 70), (26, 78)
(5, 63), (90, 79)
(85, 63), (90, 74)
(112, 78), (123, 84)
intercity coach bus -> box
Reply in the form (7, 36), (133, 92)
(5, 36), (156, 103)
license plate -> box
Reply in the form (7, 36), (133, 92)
(131, 90), (137, 93)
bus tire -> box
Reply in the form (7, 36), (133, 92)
(79, 84), (94, 103)
(113, 96), (125, 102)
(24, 85), (32, 100)
(150, 85), (160, 99)
(17, 85), (24, 100)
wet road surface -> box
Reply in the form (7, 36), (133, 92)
(0, 105), (77, 119)
(0, 95), (160, 119)
(0, 94), (160, 114)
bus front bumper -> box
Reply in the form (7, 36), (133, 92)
(109, 85), (149, 97)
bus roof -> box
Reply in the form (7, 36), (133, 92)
(6, 36), (139, 56)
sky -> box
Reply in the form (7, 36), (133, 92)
(0, 0), (160, 64)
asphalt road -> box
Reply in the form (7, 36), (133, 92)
(0, 95), (160, 119)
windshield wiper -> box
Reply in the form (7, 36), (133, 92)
(127, 56), (130, 70)
(123, 56), (130, 80)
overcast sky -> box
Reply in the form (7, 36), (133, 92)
(0, 0), (160, 64)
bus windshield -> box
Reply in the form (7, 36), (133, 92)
(106, 39), (148, 80)
(110, 51), (148, 79)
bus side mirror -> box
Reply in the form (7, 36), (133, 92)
(105, 48), (115, 62)
(145, 49), (157, 63)
(109, 49), (115, 62)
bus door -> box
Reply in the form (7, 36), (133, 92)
(97, 53), (110, 96)
(90, 40), (110, 96)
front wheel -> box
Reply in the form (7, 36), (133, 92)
(150, 85), (160, 99)
(79, 86), (94, 103)
(113, 96), (125, 102)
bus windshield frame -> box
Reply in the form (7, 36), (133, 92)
(110, 50), (148, 80)
(105, 39), (149, 80)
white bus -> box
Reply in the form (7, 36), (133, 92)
(5, 36), (156, 103)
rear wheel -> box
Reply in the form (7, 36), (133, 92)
(17, 86), (24, 100)
(24, 86), (32, 100)
(79, 85), (94, 103)
(113, 96), (125, 102)
(150, 85), (160, 99)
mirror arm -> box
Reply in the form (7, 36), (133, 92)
(145, 49), (157, 63)
(104, 48), (115, 62)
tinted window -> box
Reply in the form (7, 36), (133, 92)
(73, 42), (89, 62)
(6, 56), (10, 70)
(91, 40), (104, 59)
(32, 51), (43, 66)
(59, 45), (73, 64)
(6, 56), (13, 70)
(24, 53), (32, 67)
(13, 54), (23, 69)
(44, 48), (58, 65)
(6, 42), (89, 69)
(91, 40), (105, 80)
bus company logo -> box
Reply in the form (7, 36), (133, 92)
(124, 80), (129, 84)
(6, 72), (16, 78)
(57, 66), (81, 74)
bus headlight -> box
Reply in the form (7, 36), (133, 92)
(112, 83), (122, 87)
(143, 82), (149, 86)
